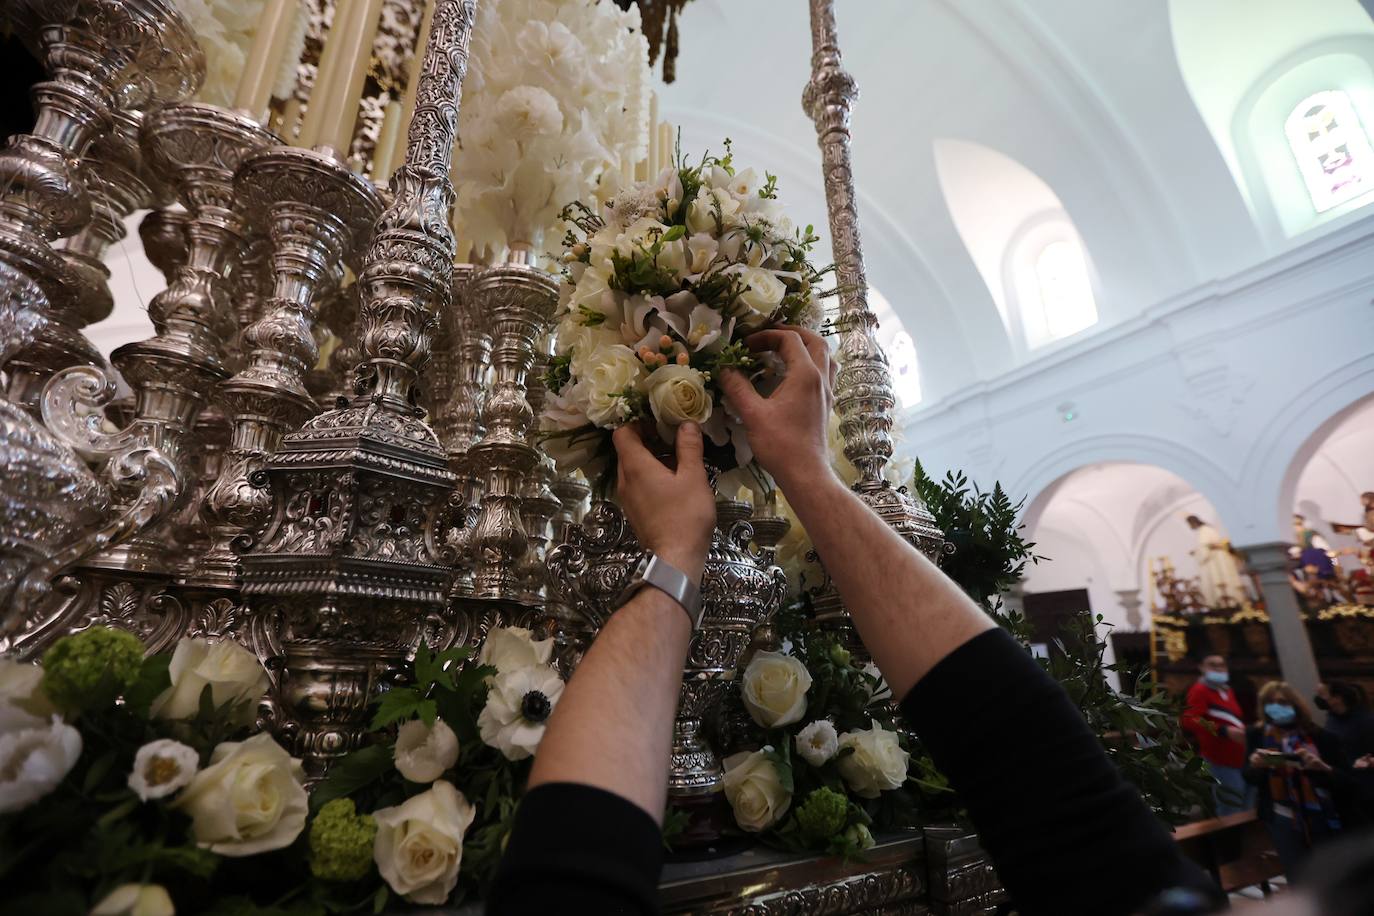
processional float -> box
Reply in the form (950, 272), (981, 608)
(0, 0), (943, 822)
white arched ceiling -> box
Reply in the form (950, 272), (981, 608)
(1023, 461), (1235, 600)
(1170, 0), (1374, 240)
(932, 139), (1065, 332)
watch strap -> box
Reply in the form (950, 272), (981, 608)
(617, 553), (703, 628)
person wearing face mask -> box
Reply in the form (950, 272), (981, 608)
(1315, 681), (1374, 825)
(1243, 681), (1349, 879)
(1181, 655), (1251, 815)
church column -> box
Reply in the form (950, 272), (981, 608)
(1115, 589), (1143, 630)
(1241, 542), (1321, 700)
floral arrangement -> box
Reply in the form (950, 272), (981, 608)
(174, 0), (307, 107)
(540, 142), (829, 484)
(0, 624), (567, 913)
(711, 608), (942, 856)
(454, 0), (651, 253)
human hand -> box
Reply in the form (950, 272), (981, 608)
(612, 422), (714, 583)
(1296, 746), (1331, 772)
(1249, 751), (1266, 769)
(1226, 726), (1245, 744)
(717, 327), (835, 493)
(1355, 754), (1373, 769)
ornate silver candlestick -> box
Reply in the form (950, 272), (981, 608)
(193, 148), (382, 588)
(67, 104), (276, 575)
(57, 113), (147, 337)
(240, 0), (476, 777)
(465, 253), (558, 602)
(0, 0), (203, 409)
(432, 265), (490, 597)
(802, 0), (944, 651)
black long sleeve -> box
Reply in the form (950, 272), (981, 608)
(901, 628), (1219, 916)
(486, 782), (662, 915)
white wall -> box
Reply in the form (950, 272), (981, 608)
(903, 214), (1374, 549)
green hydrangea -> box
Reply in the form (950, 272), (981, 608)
(795, 787), (849, 842)
(310, 798), (378, 882)
(41, 626), (144, 713)
(827, 643), (852, 667)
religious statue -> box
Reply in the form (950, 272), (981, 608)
(1185, 515), (1248, 610)
(1330, 491), (1374, 606)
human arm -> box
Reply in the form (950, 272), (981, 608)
(718, 329), (993, 698)
(721, 328), (1217, 914)
(488, 423), (715, 915)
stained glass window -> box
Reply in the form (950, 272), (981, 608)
(1285, 90), (1374, 213)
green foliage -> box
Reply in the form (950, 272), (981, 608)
(309, 799), (378, 883)
(913, 465), (1217, 826)
(41, 626), (144, 714)
(910, 462), (1040, 609)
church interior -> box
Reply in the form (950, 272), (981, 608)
(2, 0), (1373, 913)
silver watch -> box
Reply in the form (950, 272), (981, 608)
(614, 553), (704, 628)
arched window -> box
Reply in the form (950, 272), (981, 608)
(868, 286), (922, 408)
(1285, 90), (1374, 213)
(1012, 235), (1098, 351)
(887, 330), (922, 407)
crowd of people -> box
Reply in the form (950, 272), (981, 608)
(1183, 655), (1374, 878)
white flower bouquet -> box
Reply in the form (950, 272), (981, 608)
(540, 142), (830, 486)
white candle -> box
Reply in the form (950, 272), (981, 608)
(371, 100), (402, 180)
(298, 0), (353, 148)
(647, 92), (659, 184)
(659, 122), (673, 174)
(325, 0), (385, 154)
(234, 0), (296, 118)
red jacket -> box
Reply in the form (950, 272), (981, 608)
(1182, 681), (1246, 767)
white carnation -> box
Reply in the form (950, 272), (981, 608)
(795, 719), (839, 767)
(395, 718), (460, 784)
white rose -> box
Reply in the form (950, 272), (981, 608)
(644, 364), (713, 442)
(128, 738), (199, 801)
(836, 722), (910, 798)
(0, 715), (81, 813)
(151, 638), (269, 726)
(478, 626), (554, 674)
(741, 651), (812, 728)
(373, 779), (476, 905)
(0, 657), (54, 721)
(173, 733), (307, 856)
(91, 883), (175, 916)
(477, 663), (565, 761)
(721, 747), (791, 832)
(734, 266), (786, 329)
(395, 718), (460, 783)
(795, 719), (839, 767)
(553, 314), (619, 361)
(577, 344), (647, 427)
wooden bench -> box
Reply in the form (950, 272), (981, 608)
(1174, 810), (1284, 895)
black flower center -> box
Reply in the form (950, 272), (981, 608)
(521, 690), (552, 723)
